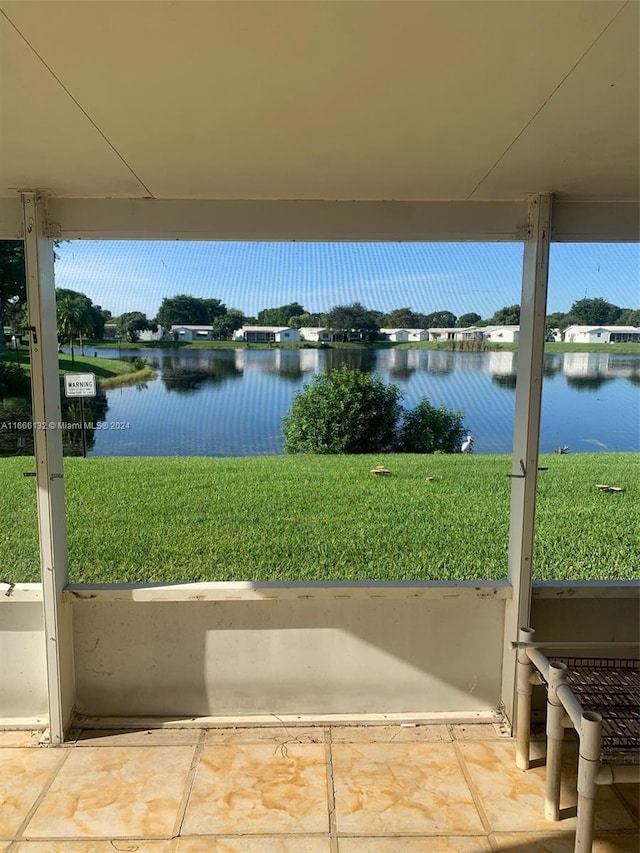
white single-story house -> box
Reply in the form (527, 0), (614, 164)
(482, 325), (520, 343)
(379, 328), (409, 343)
(405, 328), (429, 342)
(298, 326), (335, 342)
(138, 325), (165, 342)
(170, 324), (216, 341)
(427, 327), (458, 342)
(102, 323), (118, 339)
(563, 325), (640, 344)
(428, 326), (485, 342)
(234, 326), (301, 343)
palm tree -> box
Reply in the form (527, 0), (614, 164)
(56, 294), (92, 362)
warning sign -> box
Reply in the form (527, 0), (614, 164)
(64, 373), (96, 398)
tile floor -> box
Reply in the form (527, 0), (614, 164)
(0, 723), (638, 852)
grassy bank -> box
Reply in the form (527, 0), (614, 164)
(1, 453), (637, 585)
(0, 349), (155, 387)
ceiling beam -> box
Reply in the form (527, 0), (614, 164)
(0, 198), (637, 243)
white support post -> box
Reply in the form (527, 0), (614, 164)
(501, 193), (552, 729)
(22, 192), (74, 744)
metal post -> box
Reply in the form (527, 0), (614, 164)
(501, 193), (552, 729)
(22, 192), (74, 744)
(79, 397), (87, 458)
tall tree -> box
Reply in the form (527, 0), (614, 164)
(258, 302), (306, 327)
(56, 292), (93, 361)
(202, 298), (227, 323)
(568, 297), (622, 326)
(491, 304), (520, 325)
(424, 310), (457, 328)
(618, 308), (640, 327)
(326, 302), (380, 342)
(387, 307), (422, 328)
(157, 294), (209, 328)
(456, 312), (481, 327)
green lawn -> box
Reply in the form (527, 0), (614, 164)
(0, 349), (154, 388)
(1, 453), (637, 585)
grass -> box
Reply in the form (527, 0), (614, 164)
(1, 453), (637, 585)
(0, 349), (155, 387)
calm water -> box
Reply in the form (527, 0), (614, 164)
(78, 348), (639, 456)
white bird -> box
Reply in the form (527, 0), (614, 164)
(461, 435), (474, 454)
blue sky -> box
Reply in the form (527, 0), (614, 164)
(54, 241), (639, 321)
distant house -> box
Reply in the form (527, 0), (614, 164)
(138, 325), (165, 342)
(481, 325), (520, 343)
(405, 328), (429, 342)
(233, 326), (301, 343)
(170, 325), (215, 341)
(563, 325), (640, 344)
(456, 327), (486, 341)
(428, 326), (484, 342)
(299, 327), (335, 342)
(428, 327), (458, 342)
(379, 328), (409, 343)
(103, 323), (118, 339)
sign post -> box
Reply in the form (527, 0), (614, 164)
(63, 373), (96, 458)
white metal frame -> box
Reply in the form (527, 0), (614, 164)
(21, 192), (75, 744)
(2, 192), (637, 740)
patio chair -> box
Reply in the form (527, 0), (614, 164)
(513, 627), (640, 853)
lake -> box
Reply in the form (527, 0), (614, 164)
(76, 347), (639, 456)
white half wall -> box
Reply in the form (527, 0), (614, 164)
(0, 586), (48, 722)
(68, 584), (509, 719)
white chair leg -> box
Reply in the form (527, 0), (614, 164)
(545, 660), (568, 822)
(574, 711), (602, 853)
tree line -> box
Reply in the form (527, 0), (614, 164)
(1, 241), (638, 346)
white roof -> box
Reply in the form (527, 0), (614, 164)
(482, 325), (520, 332)
(1, 1), (637, 204)
(564, 325), (640, 333)
(241, 326), (294, 333)
(170, 325), (214, 331)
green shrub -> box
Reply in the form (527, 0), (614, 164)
(283, 365), (403, 454)
(397, 397), (466, 453)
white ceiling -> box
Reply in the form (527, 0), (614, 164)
(0, 0), (638, 202)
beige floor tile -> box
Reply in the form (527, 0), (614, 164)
(459, 741), (636, 833)
(12, 843), (172, 852)
(615, 783), (639, 821)
(77, 728), (202, 746)
(332, 742), (484, 835)
(0, 731), (45, 748)
(0, 747), (65, 837)
(176, 838), (331, 852)
(182, 742), (329, 835)
(490, 832), (640, 852)
(24, 745), (195, 838)
(205, 726), (325, 745)
(451, 724), (503, 741)
(338, 838), (493, 852)
(331, 724), (451, 743)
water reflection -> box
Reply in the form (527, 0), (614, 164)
(4, 347), (637, 457)
(0, 393), (109, 457)
(160, 353), (242, 394)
